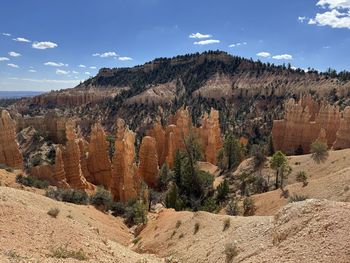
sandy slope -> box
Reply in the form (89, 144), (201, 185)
(138, 200), (350, 263)
(0, 186), (162, 263)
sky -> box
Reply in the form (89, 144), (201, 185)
(1, 0), (350, 91)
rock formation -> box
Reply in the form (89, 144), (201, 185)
(147, 121), (166, 166)
(111, 119), (140, 202)
(138, 136), (159, 188)
(62, 121), (91, 190)
(272, 97), (349, 154)
(54, 146), (70, 188)
(87, 123), (112, 188)
(0, 110), (23, 169)
(333, 107), (350, 150)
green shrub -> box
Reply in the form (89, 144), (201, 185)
(124, 200), (148, 226)
(289, 194), (308, 203)
(110, 202), (126, 216)
(48, 245), (87, 261)
(296, 171), (308, 186)
(45, 188), (88, 205)
(193, 222), (200, 234)
(224, 242), (238, 262)
(243, 197), (256, 216)
(200, 197), (218, 213)
(216, 179), (229, 202)
(310, 140), (329, 164)
(223, 218), (230, 231)
(16, 174), (49, 189)
(47, 208), (60, 218)
(90, 186), (113, 211)
(226, 199), (240, 216)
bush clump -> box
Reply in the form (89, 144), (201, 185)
(224, 242), (238, 262)
(90, 186), (113, 211)
(124, 200), (148, 227)
(243, 197), (256, 216)
(16, 174), (49, 189)
(47, 208), (60, 218)
(48, 245), (87, 261)
(45, 188), (89, 205)
(296, 171), (308, 186)
(289, 194), (308, 203)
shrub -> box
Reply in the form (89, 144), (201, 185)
(90, 186), (113, 211)
(110, 202), (126, 216)
(224, 242), (238, 262)
(216, 179), (230, 202)
(243, 197), (256, 216)
(223, 218), (230, 231)
(124, 200), (148, 227)
(48, 245), (87, 260)
(250, 144), (266, 168)
(45, 188), (88, 205)
(296, 171), (308, 186)
(310, 140), (329, 164)
(226, 199), (240, 216)
(47, 208), (60, 218)
(16, 174), (49, 189)
(200, 197), (218, 213)
(289, 194), (308, 203)
(175, 220), (182, 229)
(193, 222), (200, 234)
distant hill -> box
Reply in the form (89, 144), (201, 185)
(0, 91), (43, 99)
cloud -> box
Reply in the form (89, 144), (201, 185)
(2, 33), (11, 36)
(8, 51), (21, 57)
(72, 70), (79, 74)
(56, 69), (69, 75)
(229, 42), (247, 48)
(32, 41), (58, 49)
(93, 51), (118, 58)
(84, 72), (91, 75)
(256, 52), (271, 58)
(118, 56), (133, 61)
(78, 64), (86, 68)
(272, 54), (293, 60)
(194, 39), (220, 45)
(13, 37), (31, 42)
(7, 63), (19, 68)
(309, 0), (350, 29)
(29, 69), (37, 73)
(44, 62), (67, 67)
(89, 66), (97, 69)
(0, 57), (10, 61)
(189, 32), (212, 39)
(298, 16), (307, 22)
(9, 77), (79, 84)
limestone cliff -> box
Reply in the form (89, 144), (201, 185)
(0, 110), (23, 169)
(138, 136), (159, 188)
(87, 123), (112, 188)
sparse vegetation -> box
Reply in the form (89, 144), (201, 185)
(175, 220), (182, 229)
(310, 140), (329, 164)
(48, 245), (87, 261)
(16, 174), (49, 189)
(124, 200), (148, 226)
(90, 186), (113, 211)
(45, 188), (89, 205)
(0, 163), (14, 173)
(224, 242), (238, 262)
(223, 218), (230, 231)
(270, 151), (292, 190)
(194, 222), (200, 234)
(289, 194), (308, 203)
(226, 199), (240, 216)
(243, 197), (256, 216)
(216, 179), (230, 202)
(47, 207), (60, 218)
(296, 171), (308, 186)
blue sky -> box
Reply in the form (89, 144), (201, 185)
(1, 0), (350, 91)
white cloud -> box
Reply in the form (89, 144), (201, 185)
(29, 69), (37, 73)
(118, 56), (133, 61)
(229, 42), (247, 48)
(193, 39), (220, 45)
(72, 70), (79, 74)
(309, 0), (350, 29)
(93, 51), (118, 58)
(298, 16), (307, 22)
(32, 41), (58, 49)
(189, 32), (212, 39)
(84, 72), (91, 75)
(8, 51), (21, 57)
(89, 66), (97, 69)
(44, 62), (67, 67)
(2, 33), (11, 36)
(0, 57), (10, 61)
(272, 54), (293, 60)
(9, 77), (79, 84)
(257, 52), (271, 58)
(56, 69), (69, 75)
(78, 64), (86, 68)
(13, 37), (31, 42)
(7, 63), (19, 68)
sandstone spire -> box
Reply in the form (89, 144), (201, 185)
(138, 136), (159, 188)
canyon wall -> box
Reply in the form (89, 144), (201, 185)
(0, 110), (23, 169)
(272, 97), (349, 154)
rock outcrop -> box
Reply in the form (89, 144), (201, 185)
(111, 119), (140, 202)
(87, 123), (112, 188)
(54, 146), (70, 188)
(138, 136), (159, 188)
(0, 110), (23, 169)
(272, 97), (349, 154)
(333, 107), (350, 150)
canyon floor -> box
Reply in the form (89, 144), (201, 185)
(0, 149), (350, 262)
